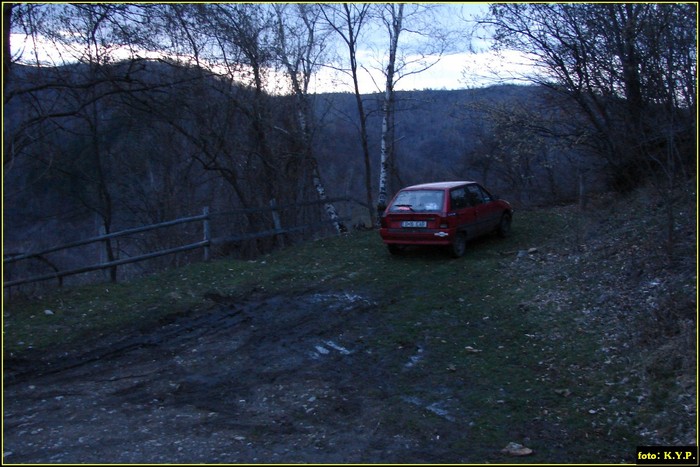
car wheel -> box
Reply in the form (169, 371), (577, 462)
(450, 233), (467, 258)
(497, 213), (512, 238)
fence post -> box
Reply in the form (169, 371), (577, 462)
(269, 199), (285, 249)
(203, 206), (210, 262)
(98, 223), (111, 282)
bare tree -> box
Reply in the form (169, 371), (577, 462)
(4, 4), (222, 277)
(13, 4), (149, 282)
(3, 3), (15, 92)
(4, 4), (160, 166)
(320, 3), (376, 226)
(375, 3), (402, 215)
(479, 3), (696, 190)
(372, 4), (450, 213)
(479, 3), (696, 257)
(273, 4), (346, 234)
(131, 4), (282, 253)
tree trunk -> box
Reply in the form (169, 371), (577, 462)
(376, 4), (403, 217)
(275, 4), (346, 235)
(311, 160), (346, 234)
(321, 4), (375, 227)
(3, 3), (13, 94)
(377, 97), (391, 210)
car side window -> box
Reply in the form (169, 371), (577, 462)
(477, 185), (493, 203)
(450, 188), (467, 209)
(466, 185), (483, 206)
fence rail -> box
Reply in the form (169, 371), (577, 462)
(4, 197), (358, 289)
(3, 212), (210, 265)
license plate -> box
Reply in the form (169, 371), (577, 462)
(402, 221), (427, 228)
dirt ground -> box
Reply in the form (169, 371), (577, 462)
(4, 289), (490, 464)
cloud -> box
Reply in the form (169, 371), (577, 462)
(309, 50), (537, 94)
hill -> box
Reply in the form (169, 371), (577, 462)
(313, 85), (600, 206)
(5, 65), (604, 285)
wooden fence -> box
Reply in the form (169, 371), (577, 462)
(3, 197), (358, 289)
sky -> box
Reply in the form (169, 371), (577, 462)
(9, 3), (535, 94)
(310, 48), (536, 94)
(308, 3), (535, 93)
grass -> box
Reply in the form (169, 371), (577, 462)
(3, 198), (694, 462)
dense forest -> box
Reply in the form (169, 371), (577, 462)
(3, 3), (696, 288)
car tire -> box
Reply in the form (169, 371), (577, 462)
(450, 233), (467, 258)
(497, 213), (512, 238)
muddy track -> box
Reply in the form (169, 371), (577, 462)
(3, 289), (467, 464)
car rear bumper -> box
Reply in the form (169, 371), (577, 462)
(379, 228), (455, 246)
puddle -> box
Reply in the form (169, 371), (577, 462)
(306, 292), (375, 312)
(323, 340), (352, 355)
(401, 395), (456, 422)
(404, 345), (424, 368)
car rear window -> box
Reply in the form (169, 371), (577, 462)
(388, 190), (444, 212)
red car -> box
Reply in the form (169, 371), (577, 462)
(379, 181), (513, 257)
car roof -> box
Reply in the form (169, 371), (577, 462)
(401, 181), (476, 191)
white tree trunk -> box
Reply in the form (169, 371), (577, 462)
(275, 4), (346, 234)
(312, 163), (346, 233)
(377, 97), (391, 210)
(297, 104), (346, 234)
(377, 4), (403, 213)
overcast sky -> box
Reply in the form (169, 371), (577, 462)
(310, 3), (533, 93)
(10, 3), (533, 94)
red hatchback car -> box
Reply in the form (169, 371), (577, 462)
(379, 181), (513, 257)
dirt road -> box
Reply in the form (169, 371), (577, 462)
(4, 289), (478, 464)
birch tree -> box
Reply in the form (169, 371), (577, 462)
(373, 4), (450, 214)
(273, 4), (346, 234)
(375, 3), (402, 213)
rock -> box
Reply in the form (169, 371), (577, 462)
(501, 442), (533, 456)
